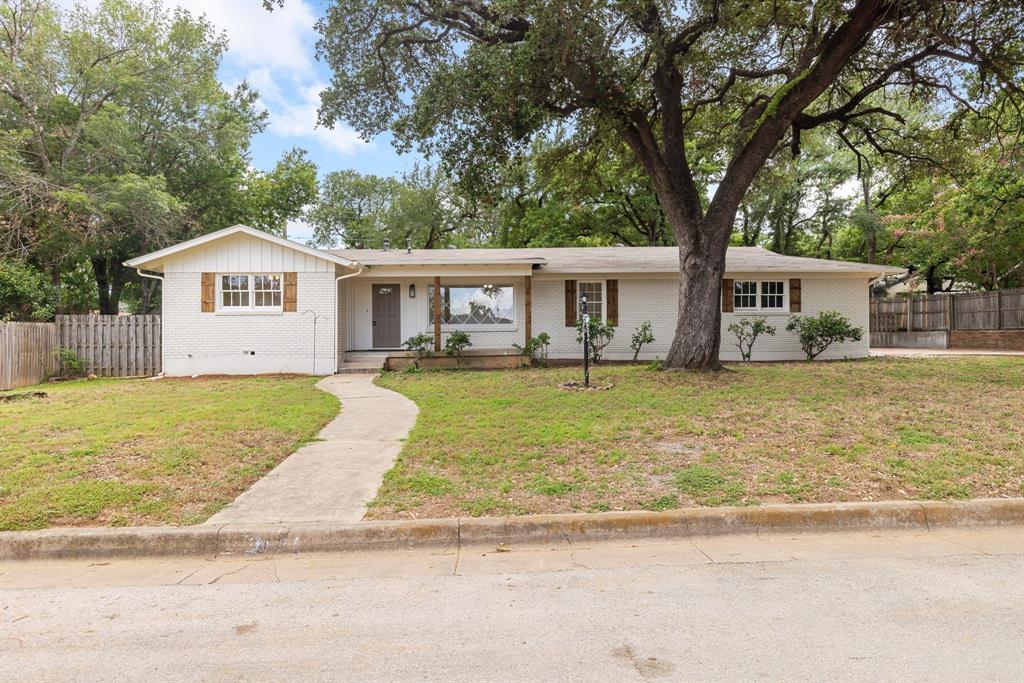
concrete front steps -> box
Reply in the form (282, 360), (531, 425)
(336, 362), (384, 374)
(336, 351), (390, 374)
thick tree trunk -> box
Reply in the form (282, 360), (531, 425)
(50, 265), (62, 314)
(92, 256), (110, 314)
(925, 265), (943, 295)
(108, 260), (126, 314)
(663, 214), (729, 371)
(139, 279), (158, 314)
(92, 256), (127, 315)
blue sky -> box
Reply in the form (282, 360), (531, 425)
(167, 1), (421, 240)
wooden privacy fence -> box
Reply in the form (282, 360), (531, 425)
(1, 315), (162, 390)
(870, 288), (1024, 333)
(56, 315), (161, 377)
(0, 321), (60, 391)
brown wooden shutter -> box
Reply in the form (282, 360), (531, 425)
(564, 280), (577, 327)
(283, 272), (297, 312)
(201, 273), (215, 312)
(721, 278), (734, 313)
(606, 279), (618, 324)
(789, 278), (802, 312)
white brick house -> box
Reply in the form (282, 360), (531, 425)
(127, 225), (898, 375)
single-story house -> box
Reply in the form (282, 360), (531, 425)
(125, 224), (899, 375)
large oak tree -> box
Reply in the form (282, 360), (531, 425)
(314, 0), (1023, 369)
(1, 0), (317, 314)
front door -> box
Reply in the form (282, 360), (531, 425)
(372, 284), (401, 348)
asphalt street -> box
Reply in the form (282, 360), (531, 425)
(2, 528), (1022, 682)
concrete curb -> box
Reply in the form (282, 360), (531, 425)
(2, 498), (1021, 562)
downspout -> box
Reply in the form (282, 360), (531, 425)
(334, 263), (366, 372)
(134, 268), (165, 376)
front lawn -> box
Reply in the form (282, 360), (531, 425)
(371, 358), (1024, 519)
(0, 376), (338, 530)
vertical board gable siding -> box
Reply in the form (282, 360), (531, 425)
(160, 233), (333, 273)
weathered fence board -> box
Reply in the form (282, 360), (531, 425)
(999, 290), (1024, 330)
(870, 287), (1024, 332)
(870, 287), (1024, 348)
(0, 321), (60, 391)
(953, 292), (999, 330)
(56, 315), (161, 377)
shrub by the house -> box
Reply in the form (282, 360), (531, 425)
(514, 332), (551, 363)
(630, 321), (655, 360)
(786, 311), (864, 360)
(403, 333), (434, 359)
(728, 317), (776, 361)
(443, 331), (472, 366)
(575, 318), (616, 363)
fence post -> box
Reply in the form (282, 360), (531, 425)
(996, 289), (1002, 330)
(906, 298), (912, 332)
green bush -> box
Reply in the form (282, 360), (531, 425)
(513, 331), (551, 363)
(443, 330), (472, 364)
(0, 259), (56, 321)
(575, 317), (616, 363)
(402, 333), (434, 359)
(786, 311), (864, 360)
(727, 317), (776, 361)
(55, 347), (85, 377)
(630, 321), (655, 360)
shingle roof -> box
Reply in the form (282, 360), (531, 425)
(327, 246), (900, 276)
(329, 248), (546, 266)
(126, 224), (356, 270)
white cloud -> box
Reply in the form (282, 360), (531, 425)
(175, 2), (367, 156)
(172, 0), (317, 72)
(285, 217), (314, 243)
(265, 82), (369, 155)
(59, 0), (367, 157)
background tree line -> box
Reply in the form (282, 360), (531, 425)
(3, 0), (1021, 325)
(0, 0), (316, 320)
(309, 112), (1022, 296)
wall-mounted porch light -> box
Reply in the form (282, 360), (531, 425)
(409, 283), (416, 298)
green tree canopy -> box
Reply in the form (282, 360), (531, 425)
(0, 0), (316, 313)
(316, 0), (1024, 369)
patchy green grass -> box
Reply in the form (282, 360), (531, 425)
(370, 358), (1024, 519)
(0, 376), (338, 530)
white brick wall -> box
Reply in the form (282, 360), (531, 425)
(532, 276), (871, 361)
(163, 271), (337, 375)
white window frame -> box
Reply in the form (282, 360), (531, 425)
(578, 280), (606, 322)
(733, 280), (787, 313)
(429, 283), (517, 331)
(217, 273), (283, 313)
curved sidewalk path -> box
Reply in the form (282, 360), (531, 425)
(206, 374), (418, 525)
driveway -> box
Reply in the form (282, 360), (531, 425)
(206, 374), (417, 525)
(871, 347), (1024, 357)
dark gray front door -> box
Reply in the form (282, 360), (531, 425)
(372, 284), (401, 348)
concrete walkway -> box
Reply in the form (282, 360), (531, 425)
(206, 374), (418, 525)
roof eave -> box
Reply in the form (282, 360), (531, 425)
(124, 225), (359, 272)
